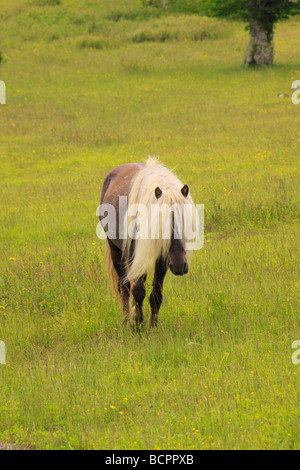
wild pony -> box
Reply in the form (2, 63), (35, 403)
(99, 158), (198, 328)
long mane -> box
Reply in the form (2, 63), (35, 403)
(122, 158), (197, 282)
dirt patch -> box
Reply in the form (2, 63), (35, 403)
(0, 442), (34, 450)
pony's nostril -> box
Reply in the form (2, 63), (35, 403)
(184, 263), (188, 274)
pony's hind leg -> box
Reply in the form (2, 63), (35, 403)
(130, 275), (146, 329)
(149, 258), (168, 328)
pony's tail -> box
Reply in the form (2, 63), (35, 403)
(104, 238), (122, 304)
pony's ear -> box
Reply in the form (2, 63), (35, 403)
(155, 186), (162, 199)
(181, 184), (189, 198)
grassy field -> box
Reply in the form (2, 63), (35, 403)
(0, 0), (299, 450)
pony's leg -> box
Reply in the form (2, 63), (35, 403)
(130, 275), (147, 329)
(149, 258), (168, 328)
(120, 280), (131, 327)
(107, 239), (131, 326)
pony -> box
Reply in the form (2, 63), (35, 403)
(99, 158), (198, 328)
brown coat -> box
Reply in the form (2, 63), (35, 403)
(100, 163), (144, 249)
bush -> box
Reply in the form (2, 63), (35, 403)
(130, 15), (230, 43)
(0, 51), (6, 64)
(78, 37), (110, 50)
(106, 7), (163, 22)
(132, 29), (176, 42)
(141, 0), (205, 14)
(141, 0), (163, 6)
(33, 0), (61, 5)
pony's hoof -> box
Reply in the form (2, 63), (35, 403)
(130, 306), (143, 330)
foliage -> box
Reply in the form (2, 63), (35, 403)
(142, 0), (300, 36)
(141, 0), (163, 6)
(0, 51), (6, 64)
(202, 1), (300, 38)
(33, 0), (61, 5)
(106, 6), (163, 22)
(141, 0), (205, 13)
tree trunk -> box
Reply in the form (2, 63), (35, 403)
(244, 18), (274, 67)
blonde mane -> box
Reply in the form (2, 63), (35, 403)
(122, 158), (197, 282)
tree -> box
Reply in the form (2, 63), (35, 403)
(142, 0), (300, 66)
(202, 0), (300, 67)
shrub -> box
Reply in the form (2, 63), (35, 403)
(106, 7), (162, 22)
(132, 29), (176, 42)
(0, 51), (6, 64)
(78, 37), (109, 50)
(33, 0), (61, 5)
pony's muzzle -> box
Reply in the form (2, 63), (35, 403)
(170, 262), (188, 276)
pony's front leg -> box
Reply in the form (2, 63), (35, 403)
(107, 238), (131, 327)
(149, 258), (168, 328)
(119, 281), (131, 327)
(130, 275), (146, 329)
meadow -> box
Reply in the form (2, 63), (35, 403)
(0, 0), (299, 450)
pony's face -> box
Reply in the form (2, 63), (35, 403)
(169, 238), (188, 276)
(154, 183), (190, 276)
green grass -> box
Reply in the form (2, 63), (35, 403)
(0, 0), (299, 450)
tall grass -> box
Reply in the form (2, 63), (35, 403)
(0, 0), (299, 450)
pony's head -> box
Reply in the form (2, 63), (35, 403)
(154, 183), (190, 276)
